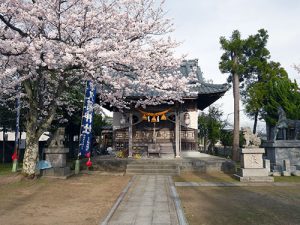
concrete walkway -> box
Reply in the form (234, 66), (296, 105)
(101, 175), (187, 225)
(175, 181), (300, 187)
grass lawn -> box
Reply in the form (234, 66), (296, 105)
(173, 172), (238, 183)
(0, 173), (131, 225)
(274, 176), (300, 182)
(177, 186), (300, 225)
(174, 171), (300, 183)
(175, 172), (300, 225)
(0, 163), (13, 176)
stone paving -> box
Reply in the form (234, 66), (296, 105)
(101, 175), (185, 225)
(175, 181), (300, 187)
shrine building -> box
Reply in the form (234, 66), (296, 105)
(108, 59), (228, 158)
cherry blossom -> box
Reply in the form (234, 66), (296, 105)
(0, 0), (191, 176)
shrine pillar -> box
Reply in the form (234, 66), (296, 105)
(128, 113), (133, 157)
(175, 110), (181, 158)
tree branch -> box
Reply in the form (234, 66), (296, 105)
(0, 47), (28, 56)
(0, 14), (28, 37)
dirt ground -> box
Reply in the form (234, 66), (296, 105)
(176, 172), (300, 225)
(0, 173), (131, 225)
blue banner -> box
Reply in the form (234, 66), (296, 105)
(13, 84), (21, 160)
(79, 81), (96, 157)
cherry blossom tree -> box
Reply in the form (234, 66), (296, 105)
(0, 0), (190, 177)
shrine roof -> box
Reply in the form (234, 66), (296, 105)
(179, 59), (228, 109)
(100, 59), (228, 111)
(193, 82), (228, 95)
(180, 59), (228, 94)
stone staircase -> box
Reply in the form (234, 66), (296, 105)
(126, 160), (180, 175)
(159, 143), (175, 154)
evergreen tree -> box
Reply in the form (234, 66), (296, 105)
(198, 106), (224, 154)
(244, 60), (300, 142)
(241, 29), (270, 133)
(219, 30), (247, 161)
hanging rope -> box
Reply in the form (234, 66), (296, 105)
(138, 108), (172, 122)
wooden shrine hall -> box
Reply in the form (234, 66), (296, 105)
(108, 59), (228, 158)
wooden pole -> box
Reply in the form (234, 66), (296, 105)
(2, 126), (6, 164)
(128, 113), (133, 157)
(175, 111), (180, 158)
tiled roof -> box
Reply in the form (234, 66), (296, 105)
(196, 82), (228, 94)
(180, 59), (228, 95)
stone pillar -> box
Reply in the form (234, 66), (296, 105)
(128, 113), (133, 158)
(234, 147), (274, 182)
(283, 159), (291, 176)
(175, 111), (180, 158)
(264, 159), (271, 175)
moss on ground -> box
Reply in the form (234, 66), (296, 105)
(0, 163), (13, 176)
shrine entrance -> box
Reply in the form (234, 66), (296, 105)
(113, 106), (198, 158)
(114, 108), (177, 157)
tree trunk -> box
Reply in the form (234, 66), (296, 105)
(22, 79), (58, 177)
(22, 128), (39, 178)
(253, 111), (258, 134)
(2, 126), (6, 163)
(22, 112), (56, 177)
(232, 71), (240, 161)
(204, 137), (208, 152)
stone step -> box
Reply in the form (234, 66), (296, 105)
(126, 169), (179, 175)
(126, 168), (178, 173)
(127, 160), (179, 165)
(126, 160), (180, 175)
(126, 172), (179, 176)
(154, 143), (174, 154)
(126, 164), (177, 169)
(159, 143), (175, 146)
(133, 143), (174, 154)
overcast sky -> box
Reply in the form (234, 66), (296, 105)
(164, 0), (300, 132)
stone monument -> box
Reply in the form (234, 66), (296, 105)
(234, 129), (273, 182)
(262, 107), (300, 176)
(41, 127), (72, 178)
(234, 147), (274, 182)
(262, 140), (300, 176)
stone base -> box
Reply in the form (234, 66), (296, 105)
(262, 140), (300, 169)
(234, 174), (274, 182)
(237, 168), (269, 177)
(292, 170), (300, 176)
(272, 171), (282, 176)
(41, 167), (72, 179)
(44, 147), (69, 168)
(45, 154), (66, 167)
(282, 171), (291, 176)
(44, 147), (69, 154)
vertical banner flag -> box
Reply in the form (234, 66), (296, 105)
(79, 81), (96, 158)
(12, 85), (21, 161)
